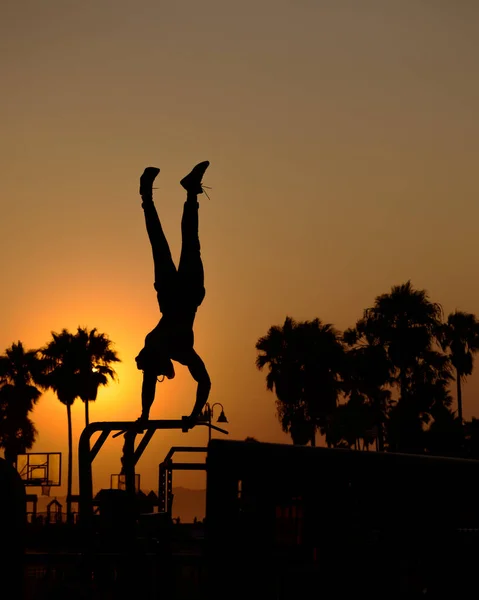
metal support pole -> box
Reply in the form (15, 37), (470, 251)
(90, 430), (111, 462)
(121, 431), (137, 496)
(166, 466), (173, 517)
(159, 464), (167, 512)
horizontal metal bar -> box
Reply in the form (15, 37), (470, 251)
(167, 463), (206, 471)
(162, 446), (207, 464)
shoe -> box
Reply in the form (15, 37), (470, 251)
(140, 167), (160, 196)
(180, 161), (209, 195)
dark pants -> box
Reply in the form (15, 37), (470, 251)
(143, 198), (205, 314)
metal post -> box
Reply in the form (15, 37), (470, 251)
(121, 431), (137, 496)
(166, 466), (173, 516)
(159, 464), (167, 512)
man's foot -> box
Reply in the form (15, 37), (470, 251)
(140, 167), (160, 196)
(180, 161), (210, 195)
(112, 416), (147, 438)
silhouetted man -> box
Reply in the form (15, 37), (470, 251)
(135, 162), (211, 425)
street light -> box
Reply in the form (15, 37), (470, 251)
(201, 402), (228, 442)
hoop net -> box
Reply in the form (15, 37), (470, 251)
(41, 481), (52, 497)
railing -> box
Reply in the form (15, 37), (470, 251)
(26, 511), (80, 525)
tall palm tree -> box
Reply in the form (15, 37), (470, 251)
(440, 310), (479, 423)
(342, 329), (393, 451)
(39, 327), (120, 521)
(74, 327), (120, 426)
(351, 281), (450, 453)
(0, 342), (43, 465)
(39, 330), (79, 521)
(426, 402), (464, 457)
(256, 317), (306, 442)
(356, 281), (444, 400)
(256, 316), (344, 445)
(323, 399), (377, 450)
(386, 350), (452, 453)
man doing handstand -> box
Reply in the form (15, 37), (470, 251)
(135, 161), (211, 425)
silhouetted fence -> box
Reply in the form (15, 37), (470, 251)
(27, 511), (80, 525)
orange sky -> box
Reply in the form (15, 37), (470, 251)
(2, 0), (479, 495)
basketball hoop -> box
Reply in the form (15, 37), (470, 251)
(41, 481), (52, 497)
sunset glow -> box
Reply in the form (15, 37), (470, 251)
(2, 0), (479, 495)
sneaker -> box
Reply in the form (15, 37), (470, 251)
(180, 161), (210, 195)
(139, 166), (160, 196)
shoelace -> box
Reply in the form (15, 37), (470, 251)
(201, 184), (212, 200)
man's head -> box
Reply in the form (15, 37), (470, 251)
(135, 348), (175, 379)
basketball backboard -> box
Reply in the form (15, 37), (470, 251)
(16, 452), (61, 486)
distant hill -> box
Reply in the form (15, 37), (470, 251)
(31, 487), (206, 523)
(169, 487), (205, 522)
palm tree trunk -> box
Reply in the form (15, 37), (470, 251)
(456, 367), (463, 423)
(66, 402), (73, 524)
(85, 400), (89, 427)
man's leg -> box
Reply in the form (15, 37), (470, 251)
(177, 162), (209, 306)
(185, 350), (211, 420)
(140, 167), (177, 307)
(177, 200), (206, 305)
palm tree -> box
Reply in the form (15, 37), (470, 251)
(39, 330), (79, 521)
(386, 350), (452, 453)
(342, 329), (393, 451)
(256, 316), (344, 445)
(39, 327), (120, 521)
(351, 281), (450, 453)
(355, 281), (444, 399)
(74, 327), (120, 427)
(323, 399), (377, 450)
(426, 403), (464, 457)
(0, 342), (43, 465)
(256, 317), (306, 443)
(440, 311), (479, 423)
(296, 319), (344, 432)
